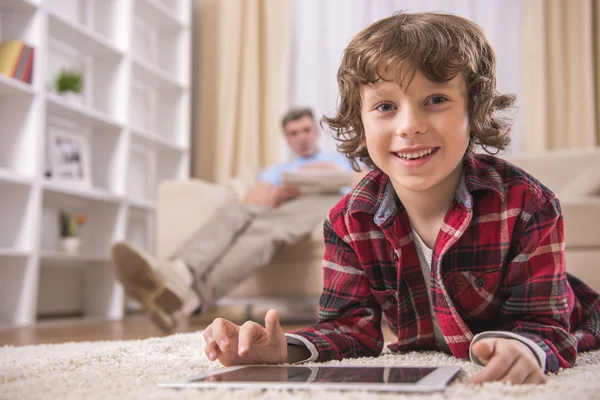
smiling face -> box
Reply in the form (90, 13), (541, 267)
(360, 69), (470, 194)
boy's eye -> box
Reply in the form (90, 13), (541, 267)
(375, 103), (396, 112)
(426, 95), (448, 105)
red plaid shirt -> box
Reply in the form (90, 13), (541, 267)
(290, 154), (600, 373)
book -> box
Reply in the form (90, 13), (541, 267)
(0, 40), (24, 77)
(0, 40), (35, 83)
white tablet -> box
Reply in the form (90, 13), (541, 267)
(158, 364), (462, 393)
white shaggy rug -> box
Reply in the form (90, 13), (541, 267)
(2, 332), (600, 400)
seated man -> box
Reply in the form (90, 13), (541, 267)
(111, 107), (360, 332)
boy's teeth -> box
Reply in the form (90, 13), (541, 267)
(396, 148), (435, 159)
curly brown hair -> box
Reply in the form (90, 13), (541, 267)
(323, 11), (516, 171)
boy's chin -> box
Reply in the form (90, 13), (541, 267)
(389, 175), (440, 193)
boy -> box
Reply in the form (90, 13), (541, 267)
(202, 11), (600, 384)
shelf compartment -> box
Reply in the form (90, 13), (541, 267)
(128, 198), (156, 212)
(131, 56), (184, 91)
(47, 11), (122, 59)
(0, 0), (38, 12)
(127, 139), (156, 203)
(129, 80), (188, 144)
(46, 93), (122, 130)
(0, 257), (32, 324)
(0, 87), (38, 176)
(40, 191), (121, 258)
(42, 180), (122, 204)
(130, 126), (185, 152)
(0, 74), (35, 96)
(126, 206), (155, 254)
(0, 180), (36, 250)
(43, 0), (124, 50)
(0, 1), (39, 52)
(44, 115), (124, 195)
(131, 14), (187, 82)
(134, 0), (185, 31)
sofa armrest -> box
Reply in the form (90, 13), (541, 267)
(503, 148), (600, 195)
(156, 179), (235, 259)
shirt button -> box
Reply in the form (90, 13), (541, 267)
(475, 278), (486, 288)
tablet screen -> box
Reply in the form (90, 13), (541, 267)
(194, 366), (437, 384)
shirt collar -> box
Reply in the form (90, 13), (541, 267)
(371, 153), (505, 226)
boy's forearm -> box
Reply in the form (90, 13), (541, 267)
(287, 344), (312, 364)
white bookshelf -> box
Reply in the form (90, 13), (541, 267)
(0, 0), (191, 326)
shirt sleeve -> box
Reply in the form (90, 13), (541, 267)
(496, 196), (576, 373)
(333, 153), (354, 172)
(469, 331), (546, 372)
(285, 334), (319, 363)
(286, 215), (385, 362)
(257, 164), (283, 186)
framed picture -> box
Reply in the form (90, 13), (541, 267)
(48, 127), (91, 186)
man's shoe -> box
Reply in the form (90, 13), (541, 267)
(110, 242), (200, 332)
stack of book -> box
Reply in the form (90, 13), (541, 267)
(0, 40), (35, 84)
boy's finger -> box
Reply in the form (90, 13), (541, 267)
(265, 309), (284, 339)
(211, 318), (236, 351)
(500, 355), (530, 384)
(203, 325), (214, 345)
(238, 321), (264, 355)
(523, 370), (546, 385)
(471, 338), (496, 364)
(204, 340), (221, 361)
(471, 349), (516, 383)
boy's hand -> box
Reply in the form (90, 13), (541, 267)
(203, 309), (288, 367)
(470, 338), (546, 385)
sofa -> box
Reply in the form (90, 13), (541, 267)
(156, 170), (327, 320)
(156, 148), (600, 320)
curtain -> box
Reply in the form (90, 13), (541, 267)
(522, 0), (600, 152)
(192, 0), (290, 183)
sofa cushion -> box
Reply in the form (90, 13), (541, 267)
(565, 250), (600, 293)
(562, 198), (600, 248)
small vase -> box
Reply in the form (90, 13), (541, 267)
(59, 92), (83, 106)
(60, 237), (81, 255)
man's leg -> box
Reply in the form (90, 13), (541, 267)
(170, 199), (263, 280)
(111, 199), (262, 331)
(193, 194), (340, 310)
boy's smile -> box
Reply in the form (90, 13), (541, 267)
(392, 146), (440, 168)
(360, 69), (469, 194)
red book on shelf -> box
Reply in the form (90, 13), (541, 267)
(16, 46), (34, 84)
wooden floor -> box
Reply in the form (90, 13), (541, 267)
(0, 310), (396, 347)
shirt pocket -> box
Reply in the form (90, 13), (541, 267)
(443, 268), (505, 320)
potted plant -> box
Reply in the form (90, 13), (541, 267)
(58, 211), (86, 254)
(54, 69), (84, 105)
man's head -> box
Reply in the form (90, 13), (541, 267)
(324, 11), (515, 172)
(281, 107), (319, 158)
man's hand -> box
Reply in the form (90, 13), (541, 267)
(470, 338), (546, 385)
(203, 309), (288, 367)
(274, 184), (301, 205)
(300, 162), (342, 171)
(242, 182), (300, 208)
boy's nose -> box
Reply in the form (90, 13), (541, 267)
(394, 109), (426, 137)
